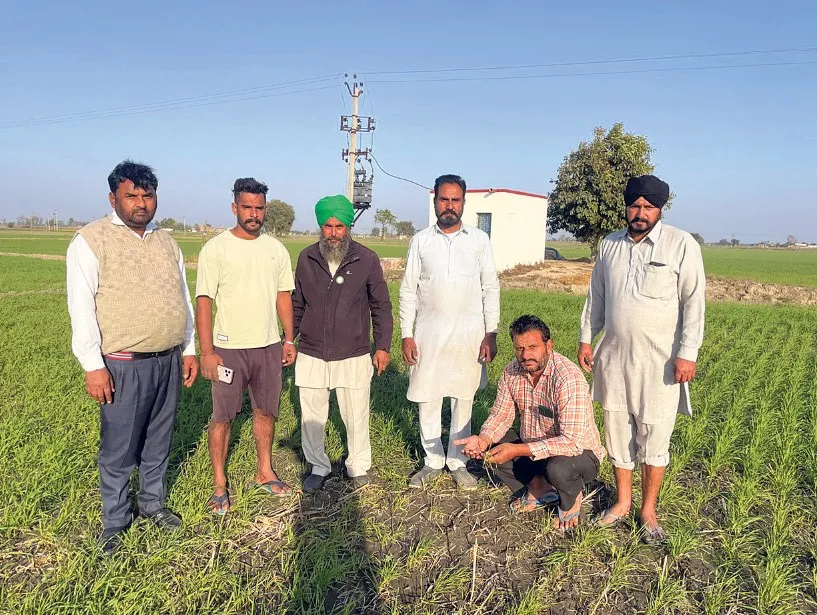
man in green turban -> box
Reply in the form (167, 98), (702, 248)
(292, 195), (394, 492)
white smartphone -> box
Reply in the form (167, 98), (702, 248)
(217, 365), (234, 384)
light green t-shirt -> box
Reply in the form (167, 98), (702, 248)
(195, 230), (295, 349)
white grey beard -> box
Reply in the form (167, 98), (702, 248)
(319, 234), (351, 263)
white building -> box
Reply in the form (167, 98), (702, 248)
(427, 188), (548, 272)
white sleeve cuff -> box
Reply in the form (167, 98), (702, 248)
(182, 339), (197, 357)
(677, 345), (699, 362)
(79, 352), (106, 372)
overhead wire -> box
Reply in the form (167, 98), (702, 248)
(0, 75), (342, 129)
(363, 46), (817, 76)
(369, 152), (430, 190)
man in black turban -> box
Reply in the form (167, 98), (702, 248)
(578, 172), (706, 545)
(623, 175), (670, 239)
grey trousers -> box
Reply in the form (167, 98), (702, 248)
(490, 431), (599, 510)
(99, 351), (181, 529)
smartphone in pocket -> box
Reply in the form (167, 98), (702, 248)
(216, 365), (234, 384)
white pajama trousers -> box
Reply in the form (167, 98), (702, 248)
(418, 397), (473, 471)
(299, 385), (371, 478)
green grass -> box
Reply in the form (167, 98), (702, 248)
(2, 256), (817, 613)
(0, 229), (408, 269)
(5, 229), (817, 288)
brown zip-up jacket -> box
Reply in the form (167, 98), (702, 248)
(292, 241), (393, 362)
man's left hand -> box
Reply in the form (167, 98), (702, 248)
(282, 342), (297, 367)
(182, 355), (199, 388)
(483, 442), (530, 465)
(373, 350), (390, 376)
(478, 333), (498, 364)
(674, 358), (697, 383)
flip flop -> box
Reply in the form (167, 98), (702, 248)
(556, 507), (582, 532)
(641, 523), (667, 545)
(594, 508), (628, 527)
(207, 491), (231, 516)
(256, 479), (293, 497)
(509, 488), (559, 513)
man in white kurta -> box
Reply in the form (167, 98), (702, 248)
(578, 174), (705, 543)
(400, 174), (500, 490)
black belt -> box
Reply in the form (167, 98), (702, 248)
(106, 346), (180, 361)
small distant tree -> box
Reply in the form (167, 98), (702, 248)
(731, 238), (740, 247)
(690, 232), (705, 245)
(394, 220), (416, 237)
(718, 238), (730, 246)
(370, 226), (380, 238)
(7, 222), (14, 228)
(158, 217), (180, 230)
(374, 209), (397, 238)
(264, 199), (296, 235)
(787, 234), (798, 245)
(548, 123), (668, 260)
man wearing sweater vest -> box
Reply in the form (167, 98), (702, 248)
(67, 160), (199, 556)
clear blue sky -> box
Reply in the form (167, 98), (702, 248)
(1, 1), (815, 242)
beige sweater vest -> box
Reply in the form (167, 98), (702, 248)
(78, 215), (188, 354)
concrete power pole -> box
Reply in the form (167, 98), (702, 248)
(340, 74), (375, 225)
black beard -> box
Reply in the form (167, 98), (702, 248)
(238, 216), (263, 235)
(627, 217), (658, 237)
(436, 210), (461, 228)
(115, 203), (155, 229)
(319, 234), (351, 263)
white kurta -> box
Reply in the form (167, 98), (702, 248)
(579, 222), (706, 423)
(399, 224), (500, 402)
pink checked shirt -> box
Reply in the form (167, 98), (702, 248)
(480, 351), (606, 462)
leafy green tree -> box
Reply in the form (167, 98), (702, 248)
(374, 209), (397, 239)
(263, 199), (296, 235)
(548, 123), (666, 260)
(370, 226), (380, 238)
(394, 220), (416, 237)
(691, 232), (705, 245)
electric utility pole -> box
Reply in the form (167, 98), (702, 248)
(340, 74), (375, 225)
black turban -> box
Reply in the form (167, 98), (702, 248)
(624, 175), (670, 208)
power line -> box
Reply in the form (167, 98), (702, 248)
(0, 75), (341, 129)
(368, 59), (817, 84)
(363, 46), (817, 76)
(369, 152), (430, 190)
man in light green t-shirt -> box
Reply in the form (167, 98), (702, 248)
(195, 178), (296, 515)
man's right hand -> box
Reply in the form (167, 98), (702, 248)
(453, 434), (492, 459)
(578, 343), (594, 373)
(86, 368), (115, 404)
(401, 338), (419, 366)
(200, 352), (224, 381)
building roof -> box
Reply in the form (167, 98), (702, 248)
(428, 188), (548, 199)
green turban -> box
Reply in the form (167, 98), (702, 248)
(315, 195), (354, 228)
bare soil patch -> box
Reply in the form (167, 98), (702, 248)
(0, 252), (65, 261)
(384, 258), (817, 306)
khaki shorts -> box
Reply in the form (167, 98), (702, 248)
(604, 410), (677, 469)
(211, 344), (282, 423)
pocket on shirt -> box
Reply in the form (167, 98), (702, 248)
(640, 265), (673, 299)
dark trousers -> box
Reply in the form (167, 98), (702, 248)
(490, 431), (599, 510)
(99, 351), (181, 529)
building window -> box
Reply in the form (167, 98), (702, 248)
(477, 213), (492, 238)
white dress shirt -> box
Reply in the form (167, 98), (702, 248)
(66, 212), (196, 372)
(399, 223), (500, 401)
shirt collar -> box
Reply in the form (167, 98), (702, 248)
(434, 223), (468, 235)
(110, 210), (157, 237)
